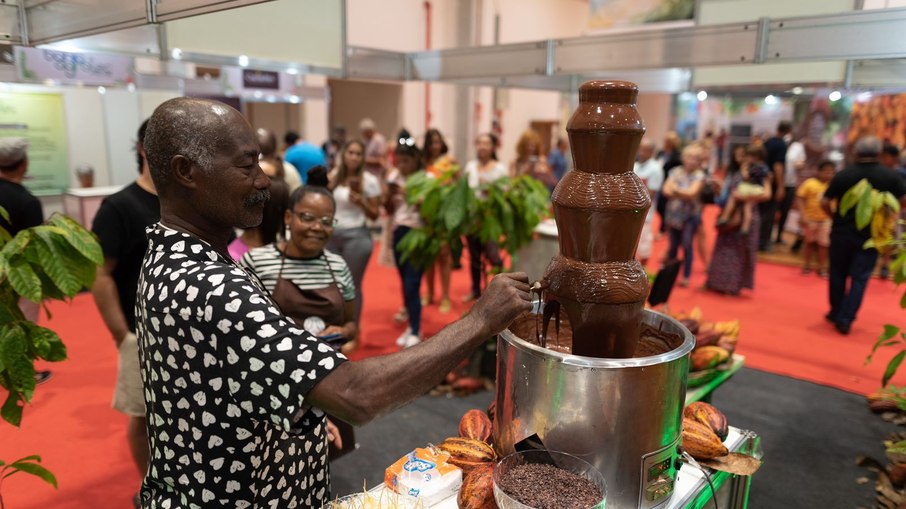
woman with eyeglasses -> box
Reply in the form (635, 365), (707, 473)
(239, 167), (358, 355)
(327, 140), (382, 325)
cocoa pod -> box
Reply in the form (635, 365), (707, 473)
(890, 463), (906, 488)
(458, 463), (496, 509)
(460, 409), (493, 442)
(679, 318), (700, 335)
(870, 399), (900, 413)
(694, 330), (721, 349)
(716, 336), (736, 355)
(448, 456), (491, 474)
(682, 417), (728, 460)
(684, 402), (729, 441)
(691, 346), (730, 371)
(438, 437), (497, 463)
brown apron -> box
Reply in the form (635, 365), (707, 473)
(271, 250), (345, 333)
(269, 248), (355, 460)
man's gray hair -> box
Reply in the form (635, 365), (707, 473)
(143, 98), (229, 189)
(854, 135), (882, 157)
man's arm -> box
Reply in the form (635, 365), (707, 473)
(308, 273), (532, 426)
(91, 259), (130, 346)
(773, 162), (785, 201)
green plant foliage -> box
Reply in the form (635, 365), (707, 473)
(0, 211), (102, 428)
(849, 182), (906, 388)
(0, 455), (58, 494)
(396, 169), (550, 270)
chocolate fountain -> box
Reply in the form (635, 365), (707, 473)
(494, 81), (695, 508)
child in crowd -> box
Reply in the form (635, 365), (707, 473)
(717, 145), (770, 234)
(796, 160), (836, 276)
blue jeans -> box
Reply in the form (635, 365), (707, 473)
(393, 226), (424, 336)
(668, 217), (699, 278)
(828, 231), (878, 326)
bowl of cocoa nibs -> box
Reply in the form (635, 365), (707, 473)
(493, 449), (606, 509)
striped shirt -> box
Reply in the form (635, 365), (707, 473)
(239, 243), (356, 301)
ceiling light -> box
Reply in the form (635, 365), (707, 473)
(696, 90), (708, 101)
(791, 86), (803, 95)
(238, 55), (249, 67)
(171, 48), (183, 60)
(829, 90), (842, 102)
(764, 94), (778, 105)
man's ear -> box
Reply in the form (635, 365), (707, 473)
(171, 155), (198, 189)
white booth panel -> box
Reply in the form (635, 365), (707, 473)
(63, 88), (110, 189)
(102, 90), (143, 186)
(164, 0), (342, 68)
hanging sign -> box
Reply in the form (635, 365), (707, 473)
(15, 46), (133, 86)
(242, 69), (280, 90)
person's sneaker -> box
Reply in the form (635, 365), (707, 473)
(824, 312), (836, 323)
(801, 267), (811, 275)
(438, 298), (452, 314)
(461, 292), (478, 303)
(34, 370), (52, 385)
(398, 333), (421, 348)
(421, 295), (433, 306)
(818, 269), (829, 279)
(395, 327), (413, 346)
(880, 266), (890, 280)
(678, 278), (690, 288)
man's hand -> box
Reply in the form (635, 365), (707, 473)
(775, 187), (786, 203)
(469, 272), (532, 336)
(325, 418), (343, 449)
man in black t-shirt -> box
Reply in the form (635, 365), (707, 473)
(759, 121), (791, 251)
(0, 138), (51, 384)
(822, 136), (906, 335)
(90, 120), (159, 504)
(0, 137), (43, 237)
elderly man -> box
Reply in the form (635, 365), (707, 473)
(137, 98), (531, 507)
(359, 117), (386, 178)
(822, 136), (906, 334)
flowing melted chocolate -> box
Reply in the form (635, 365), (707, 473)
(543, 80), (649, 358)
(510, 312), (683, 358)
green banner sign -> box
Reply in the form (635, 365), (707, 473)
(0, 92), (69, 195)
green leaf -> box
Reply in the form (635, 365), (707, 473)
(901, 290), (906, 310)
(30, 231), (84, 296)
(884, 192), (902, 214)
(8, 262), (42, 303)
(23, 323), (66, 361)
(884, 351), (906, 387)
(46, 215), (103, 265)
(5, 459), (58, 489)
(855, 185), (874, 230)
(840, 179), (868, 216)
(1, 390), (23, 427)
(0, 205), (9, 223)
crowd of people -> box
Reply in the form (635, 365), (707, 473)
(635, 122), (906, 336)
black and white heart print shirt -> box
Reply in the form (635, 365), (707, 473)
(135, 224), (347, 508)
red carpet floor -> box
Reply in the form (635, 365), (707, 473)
(3, 225), (904, 507)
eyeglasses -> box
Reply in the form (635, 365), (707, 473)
(292, 211), (337, 228)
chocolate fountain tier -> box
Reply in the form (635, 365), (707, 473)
(567, 81), (644, 173)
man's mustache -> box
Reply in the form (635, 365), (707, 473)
(244, 189), (271, 207)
